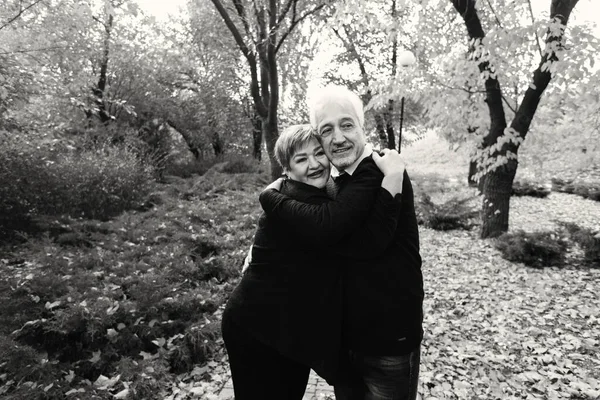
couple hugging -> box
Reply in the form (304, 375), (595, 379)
(222, 85), (423, 400)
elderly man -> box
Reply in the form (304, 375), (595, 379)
(259, 85), (423, 400)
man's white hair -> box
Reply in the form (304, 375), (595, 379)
(307, 85), (365, 129)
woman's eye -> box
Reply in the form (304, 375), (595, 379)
(295, 158), (307, 163)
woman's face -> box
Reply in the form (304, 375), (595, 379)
(285, 137), (331, 189)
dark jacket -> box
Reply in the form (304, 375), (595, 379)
(225, 177), (402, 383)
(259, 156), (423, 356)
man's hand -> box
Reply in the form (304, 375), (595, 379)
(372, 148), (407, 176)
(264, 177), (284, 192)
(373, 149), (406, 196)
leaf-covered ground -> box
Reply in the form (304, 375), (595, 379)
(1, 148), (599, 399)
(199, 190), (600, 400)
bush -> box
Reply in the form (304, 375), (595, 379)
(416, 193), (479, 231)
(219, 154), (259, 174)
(0, 133), (154, 230)
(511, 181), (551, 198)
(551, 178), (600, 202)
(494, 230), (568, 268)
(41, 145), (155, 219)
(559, 222), (600, 267)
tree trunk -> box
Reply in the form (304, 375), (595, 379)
(263, 119), (282, 178)
(252, 112), (263, 161)
(468, 160), (478, 187)
(166, 119), (201, 159)
(94, 13), (113, 125)
(212, 131), (224, 156)
(374, 113), (387, 149)
(481, 161), (517, 238)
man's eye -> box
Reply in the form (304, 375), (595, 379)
(342, 123), (353, 129)
(320, 128), (332, 136)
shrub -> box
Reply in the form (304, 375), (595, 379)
(416, 193), (479, 231)
(511, 181), (551, 198)
(163, 157), (212, 178)
(559, 222), (600, 266)
(0, 133), (48, 234)
(219, 154), (259, 174)
(0, 133), (155, 232)
(551, 178), (600, 202)
(494, 230), (568, 268)
(40, 145), (155, 219)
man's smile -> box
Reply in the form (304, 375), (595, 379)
(332, 146), (352, 155)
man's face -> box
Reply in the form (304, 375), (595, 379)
(314, 100), (366, 171)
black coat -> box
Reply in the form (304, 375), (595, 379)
(225, 176), (402, 383)
(259, 156), (423, 356)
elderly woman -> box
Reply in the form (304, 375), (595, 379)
(221, 124), (404, 400)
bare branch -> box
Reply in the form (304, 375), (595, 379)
(275, 2), (328, 53)
(485, 0), (504, 29)
(207, 0), (253, 61)
(0, 0), (45, 31)
(526, 0), (543, 57)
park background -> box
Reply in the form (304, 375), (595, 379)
(0, 0), (599, 399)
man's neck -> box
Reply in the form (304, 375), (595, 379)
(331, 144), (373, 177)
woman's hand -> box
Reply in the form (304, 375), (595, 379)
(373, 149), (406, 196)
(264, 177), (285, 192)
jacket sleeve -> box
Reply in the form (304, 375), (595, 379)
(335, 186), (403, 259)
(259, 162), (402, 248)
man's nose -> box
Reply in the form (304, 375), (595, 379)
(331, 126), (344, 143)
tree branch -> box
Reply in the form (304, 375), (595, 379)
(275, 2), (328, 53)
(485, 0), (504, 29)
(0, 0), (45, 31)
(207, 0), (267, 117)
(511, 0), (579, 138)
(526, 0), (543, 57)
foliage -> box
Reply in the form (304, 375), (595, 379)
(0, 169), (264, 398)
(0, 133), (154, 237)
(416, 193), (479, 231)
(559, 222), (600, 267)
(494, 230), (569, 268)
(551, 177), (600, 202)
(511, 180), (551, 198)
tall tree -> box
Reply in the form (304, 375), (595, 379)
(207, 0), (331, 179)
(450, 0), (581, 238)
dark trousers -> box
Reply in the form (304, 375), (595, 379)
(334, 346), (421, 400)
(221, 311), (310, 400)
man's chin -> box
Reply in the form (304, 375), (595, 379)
(331, 157), (354, 170)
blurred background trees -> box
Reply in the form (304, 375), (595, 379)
(1, 0), (599, 237)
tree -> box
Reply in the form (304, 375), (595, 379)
(207, 0), (331, 179)
(450, 0), (582, 238)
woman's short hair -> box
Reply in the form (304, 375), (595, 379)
(307, 85), (365, 129)
(275, 124), (317, 170)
